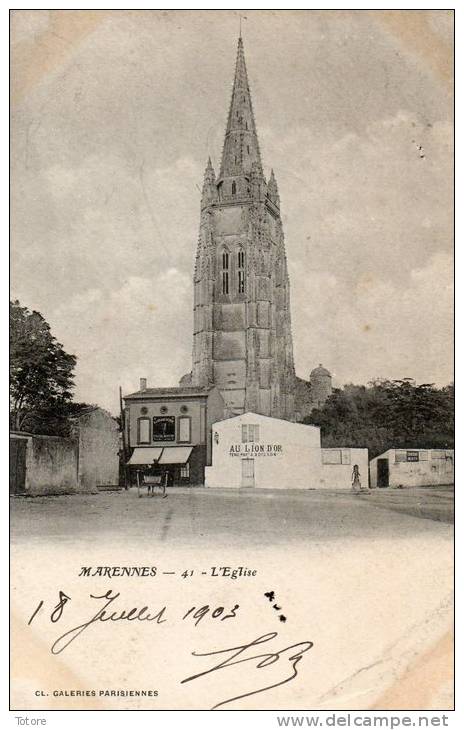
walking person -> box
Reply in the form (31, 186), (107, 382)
(351, 464), (361, 493)
(162, 470), (169, 499)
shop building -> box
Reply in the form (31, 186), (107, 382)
(205, 412), (367, 490)
(123, 380), (225, 486)
(370, 448), (454, 488)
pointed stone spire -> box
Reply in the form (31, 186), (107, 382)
(205, 156), (215, 179)
(267, 169), (280, 208)
(201, 157), (217, 209)
(219, 37), (263, 181)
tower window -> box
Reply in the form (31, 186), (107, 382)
(245, 122), (248, 130)
(232, 181), (236, 195)
(247, 145), (250, 154)
(222, 250), (229, 294)
(238, 249), (245, 293)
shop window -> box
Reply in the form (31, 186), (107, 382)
(242, 424), (260, 443)
(180, 463), (190, 479)
(138, 417), (150, 444)
(178, 416), (191, 443)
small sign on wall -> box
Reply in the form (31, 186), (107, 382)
(229, 443), (283, 457)
(152, 416), (175, 441)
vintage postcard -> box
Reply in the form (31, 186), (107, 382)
(10, 9), (454, 713)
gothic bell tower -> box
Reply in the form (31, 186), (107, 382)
(191, 37), (296, 420)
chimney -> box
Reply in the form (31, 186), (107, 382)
(140, 377), (147, 392)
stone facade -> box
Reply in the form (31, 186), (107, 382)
(294, 365), (333, 421)
(183, 38), (333, 422)
(190, 38), (295, 420)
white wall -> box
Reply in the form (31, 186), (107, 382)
(319, 448), (369, 489)
(25, 435), (79, 495)
(77, 409), (120, 490)
(370, 449), (454, 488)
(205, 412), (322, 489)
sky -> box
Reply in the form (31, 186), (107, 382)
(11, 10), (454, 414)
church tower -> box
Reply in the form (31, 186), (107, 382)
(191, 37), (296, 419)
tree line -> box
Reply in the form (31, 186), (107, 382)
(303, 379), (454, 458)
(10, 300), (92, 436)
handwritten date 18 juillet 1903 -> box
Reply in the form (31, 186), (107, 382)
(27, 590), (314, 709)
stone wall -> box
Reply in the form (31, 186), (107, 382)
(75, 409), (119, 491)
(24, 435), (79, 495)
(294, 377), (314, 421)
(11, 408), (120, 496)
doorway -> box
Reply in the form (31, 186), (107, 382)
(10, 438), (27, 494)
(241, 458), (255, 487)
(377, 458), (389, 488)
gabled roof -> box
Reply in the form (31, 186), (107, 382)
(124, 385), (215, 400)
(213, 411), (320, 430)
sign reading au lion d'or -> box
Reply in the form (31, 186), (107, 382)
(229, 444), (284, 457)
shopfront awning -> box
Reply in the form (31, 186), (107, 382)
(158, 446), (193, 465)
(127, 447), (163, 465)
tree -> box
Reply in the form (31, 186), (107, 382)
(304, 378), (454, 458)
(10, 300), (77, 435)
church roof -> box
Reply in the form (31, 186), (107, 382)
(218, 37), (263, 180)
(310, 364), (331, 377)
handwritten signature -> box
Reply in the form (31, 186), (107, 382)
(182, 632), (314, 710)
(28, 591), (312, 709)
